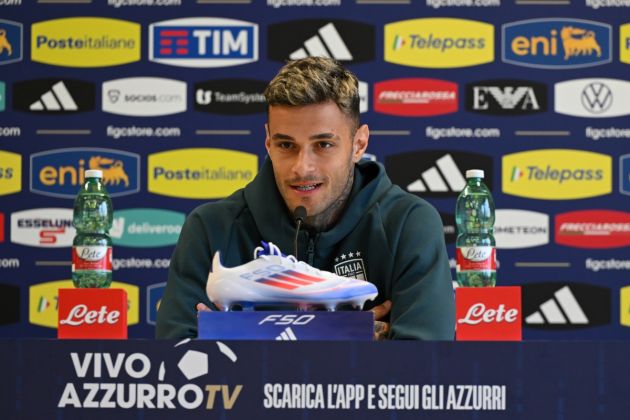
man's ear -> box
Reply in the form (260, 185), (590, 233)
(352, 124), (369, 163)
(264, 123), (271, 154)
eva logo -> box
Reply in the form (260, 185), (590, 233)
(148, 148), (257, 199)
(620, 24), (630, 65)
(456, 287), (522, 341)
(555, 210), (630, 249)
(13, 79), (95, 114)
(621, 154), (630, 196)
(110, 208), (184, 248)
(103, 77), (187, 117)
(502, 149), (611, 200)
(0, 150), (21, 196)
(621, 286), (630, 327)
(0, 19), (22, 65)
(374, 78), (457, 116)
(31, 17), (140, 68)
(147, 282), (166, 326)
(555, 78), (630, 118)
(495, 209), (549, 249)
(502, 18), (611, 69)
(10, 208), (75, 247)
(30, 148), (140, 199)
(194, 79), (267, 115)
(466, 79), (547, 115)
(384, 18), (493, 68)
(149, 17), (258, 68)
(29, 280), (139, 329)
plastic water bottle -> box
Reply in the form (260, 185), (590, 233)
(72, 170), (113, 288)
(455, 169), (496, 287)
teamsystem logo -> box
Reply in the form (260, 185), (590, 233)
(373, 78), (458, 117)
(149, 17), (258, 68)
(555, 78), (630, 118)
(103, 77), (187, 117)
(267, 19), (374, 63)
(384, 18), (493, 68)
(502, 18), (611, 69)
(13, 79), (95, 114)
(466, 80), (547, 115)
(195, 79), (267, 115)
(30, 148), (140, 199)
(31, 17), (140, 68)
(385, 151), (492, 198)
(0, 19), (22, 65)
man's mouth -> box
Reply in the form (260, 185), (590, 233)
(291, 183), (322, 192)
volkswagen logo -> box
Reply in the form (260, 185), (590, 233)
(581, 82), (612, 114)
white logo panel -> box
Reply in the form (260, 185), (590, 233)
(494, 209), (549, 249)
(555, 78), (630, 118)
(102, 77), (187, 116)
(10, 208), (75, 247)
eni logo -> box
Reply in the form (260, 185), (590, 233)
(502, 18), (611, 69)
(31, 17), (140, 68)
(0, 29), (12, 56)
(89, 156), (129, 187)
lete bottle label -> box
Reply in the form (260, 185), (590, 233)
(72, 246), (113, 272)
(456, 246), (496, 272)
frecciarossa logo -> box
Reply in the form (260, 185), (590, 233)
(30, 148), (140, 199)
(374, 78), (457, 116)
(502, 18), (611, 69)
(502, 149), (611, 200)
(555, 210), (630, 249)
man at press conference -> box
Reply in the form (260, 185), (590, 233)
(156, 57), (455, 340)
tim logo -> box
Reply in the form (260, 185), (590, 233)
(149, 17), (258, 68)
(30, 148), (140, 199)
(334, 251), (367, 280)
(0, 19), (22, 65)
(502, 18), (611, 69)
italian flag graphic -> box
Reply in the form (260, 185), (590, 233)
(511, 167), (524, 182)
(38, 297), (49, 312)
(393, 35), (405, 51)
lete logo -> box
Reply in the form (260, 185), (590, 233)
(555, 210), (630, 249)
(374, 78), (457, 117)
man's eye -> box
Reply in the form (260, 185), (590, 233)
(278, 142), (293, 149)
(318, 142), (333, 149)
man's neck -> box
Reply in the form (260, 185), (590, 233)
(304, 166), (355, 232)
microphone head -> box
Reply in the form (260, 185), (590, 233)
(293, 206), (307, 223)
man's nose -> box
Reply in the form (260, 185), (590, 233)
(291, 149), (315, 176)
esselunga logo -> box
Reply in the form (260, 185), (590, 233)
(0, 150), (21, 196)
(10, 208), (75, 247)
(31, 17), (140, 68)
(384, 18), (494, 68)
(30, 147), (140, 199)
(502, 149), (611, 200)
(111, 208), (185, 248)
(148, 148), (257, 199)
(620, 23), (630, 65)
(29, 280), (139, 329)
(502, 18), (611, 69)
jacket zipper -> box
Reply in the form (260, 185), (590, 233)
(306, 237), (316, 266)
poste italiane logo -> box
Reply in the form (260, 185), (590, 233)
(148, 148), (257, 199)
(620, 24), (630, 65)
(0, 150), (21, 196)
(621, 286), (630, 327)
(31, 17), (140, 68)
(29, 280), (139, 329)
(502, 149), (611, 200)
(110, 208), (184, 248)
(384, 18), (494, 68)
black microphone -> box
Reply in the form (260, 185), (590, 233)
(293, 206), (307, 260)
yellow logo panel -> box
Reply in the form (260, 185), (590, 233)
(621, 24), (630, 65)
(148, 148), (258, 199)
(0, 150), (21, 196)
(31, 17), (140, 67)
(502, 149), (611, 200)
(29, 280), (139, 328)
(384, 18), (494, 68)
(621, 286), (630, 327)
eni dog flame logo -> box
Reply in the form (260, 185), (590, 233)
(561, 26), (601, 60)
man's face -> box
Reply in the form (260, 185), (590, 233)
(265, 101), (369, 223)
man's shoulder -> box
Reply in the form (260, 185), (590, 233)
(189, 190), (248, 221)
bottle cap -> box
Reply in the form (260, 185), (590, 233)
(84, 169), (103, 179)
(466, 169), (484, 179)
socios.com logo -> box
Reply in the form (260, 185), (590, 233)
(502, 18), (611, 69)
(149, 17), (258, 68)
(0, 19), (22, 65)
(30, 148), (140, 199)
(111, 208), (184, 248)
(31, 17), (140, 67)
(29, 280), (139, 329)
(621, 24), (630, 65)
(148, 148), (257, 199)
(0, 150), (21, 196)
(502, 149), (611, 200)
(384, 18), (493, 68)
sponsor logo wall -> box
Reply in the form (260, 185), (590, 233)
(1, 5), (628, 340)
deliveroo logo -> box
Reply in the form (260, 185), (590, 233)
(110, 208), (184, 248)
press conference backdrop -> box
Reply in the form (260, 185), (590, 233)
(0, 1), (628, 340)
